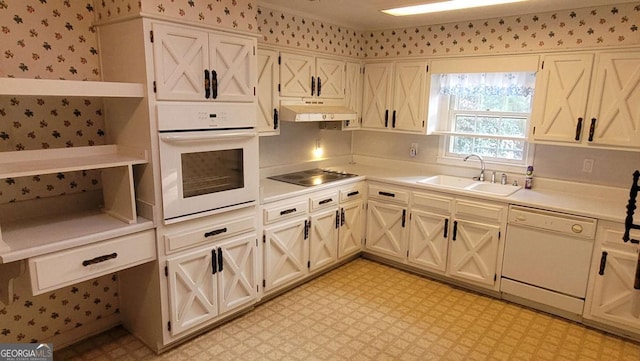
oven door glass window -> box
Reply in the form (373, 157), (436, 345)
(181, 149), (244, 198)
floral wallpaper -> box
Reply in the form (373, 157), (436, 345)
(256, 7), (364, 57)
(0, 0), (118, 345)
(95, 0), (258, 33)
(257, 2), (640, 59)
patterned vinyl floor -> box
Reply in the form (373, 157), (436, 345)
(58, 259), (640, 360)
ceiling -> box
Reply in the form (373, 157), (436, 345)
(257, 0), (634, 30)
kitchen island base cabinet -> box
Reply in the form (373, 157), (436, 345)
(584, 221), (640, 337)
(166, 233), (258, 336)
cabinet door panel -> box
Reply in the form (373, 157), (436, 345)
(339, 201), (363, 259)
(309, 209), (339, 271)
(218, 234), (258, 314)
(365, 200), (406, 260)
(280, 53), (314, 97)
(589, 248), (640, 330)
(167, 246), (218, 335)
(316, 57), (345, 99)
(448, 219), (500, 286)
(588, 52), (640, 148)
(153, 24), (208, 101)
(209, 34), (256, 102)
(263, 217), (309, 292)
(408, 209), (449, 273)
(344, 62), (362, 130)
(531, 54), (593, 143)
(392, 61), (428, 132)
(362, 63), (393, 129)
(257, 49), (280, 135)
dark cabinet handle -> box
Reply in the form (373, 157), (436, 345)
(317, 77), (322, 96)
(204, 227), (227, 238)
(311, 76), (315, 96)
(384, 110), (389, 128)
(598, 251), (608, 275)
(624, 170), (640, 244)
(575, 117), (583, 141)
(280, 208), (297, 216)
(452, 221), (458, 241)
(347, 191), (360, 197)
(273, 108), (279, 130)
(304, 220), (309, 239)
(401, 209), (406, 228)
(211, 70), (218, 99)
(335, 210), (340, 229)
(378, 191), (395, 198)
(340, 208), (345, 226)
(82, 253), (117, 267)
(204, 69), (211, 99)
(218, 248), (223, 272)
(443, 218), (449, 238)
(588, 118), (596, 142)
(319, 198), (333, 205)
(392, 110), (397, 128)
(211, 249), (217, 275)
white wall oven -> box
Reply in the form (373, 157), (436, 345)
(157, 103), (258, 223)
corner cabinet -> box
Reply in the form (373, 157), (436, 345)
(0, 78), (155, 304)
(152, 22), (256, 102)
(361, 61), (429, 133)
(531, 51), (640, 150)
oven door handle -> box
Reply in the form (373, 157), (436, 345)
(160, 131), (257, 143)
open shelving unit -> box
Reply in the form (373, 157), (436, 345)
(0, 78), (153, 265)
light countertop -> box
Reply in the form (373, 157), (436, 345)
(261, 161), (630, 223)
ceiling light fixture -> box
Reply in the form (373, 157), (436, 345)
(382, 0), (527, 16)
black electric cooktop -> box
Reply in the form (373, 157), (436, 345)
(268, 168), (358, 187)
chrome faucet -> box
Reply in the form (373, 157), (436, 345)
(463, 153), (485, 181)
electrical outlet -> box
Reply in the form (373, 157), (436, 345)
(410, 143), (418, 157)
(582, 159), (594, 173)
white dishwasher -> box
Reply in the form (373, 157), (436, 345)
(501, 206), (597, 316)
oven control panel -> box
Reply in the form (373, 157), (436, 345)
(157, 102), (256, 131)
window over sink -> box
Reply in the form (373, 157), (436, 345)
(427, 56), (539, 172)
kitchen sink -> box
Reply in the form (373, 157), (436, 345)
(417, 175), (521, 197)
(465, 182), (521, 196)
(417, 175), (476, 188)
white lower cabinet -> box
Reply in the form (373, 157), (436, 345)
(408, 192), (453, 273)
(262, 182), (364, 294)
(263, 216), (309, 292)
(447, 218), (501, 287)
(584, 221), (640, 334)
(166, 233), (258, 336)
(365, 183), (410, 261)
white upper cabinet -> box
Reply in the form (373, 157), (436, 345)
(361, 61), (429, 133)
(343, 61), (363, 130)
(257, 49), (280, 135)
(280, 52), (345, 99)
(531, 51), (640, 150)
(152, 22), (256, 102)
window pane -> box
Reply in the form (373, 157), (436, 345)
(451, 136), (473, 154)
(476, 117), (500, 135)
(456, 94), (481, 110)
(454, 116), (476, 133)
(500, 117), (527, 136)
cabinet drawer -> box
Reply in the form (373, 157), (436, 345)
(263, 200), (308, 224)
(455, 199), (506, 222)
(368, 184), (409, 204)
(165, 216), (255, 253)
(412, 191), (453, 214)
(340, 184), (363, 202)
(310, 192), (339, 212)
(29, 230), (156, 295)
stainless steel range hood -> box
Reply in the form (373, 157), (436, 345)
(279, 100), (357, 122)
